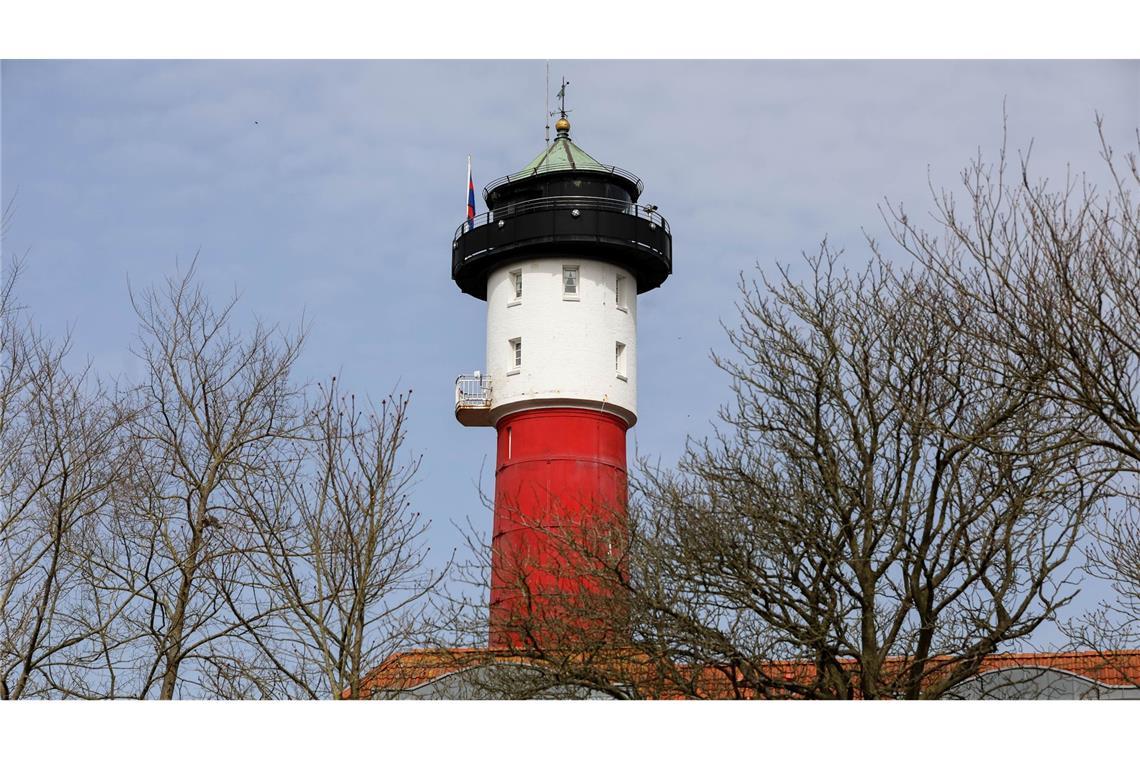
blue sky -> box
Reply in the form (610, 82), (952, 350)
(3, 60), (1139, 583)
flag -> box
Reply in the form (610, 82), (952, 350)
(466, 155), (476, 231)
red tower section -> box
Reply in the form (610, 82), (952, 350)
(489, 408), (630, 649)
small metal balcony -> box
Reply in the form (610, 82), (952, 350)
(455, 373), (493, 427)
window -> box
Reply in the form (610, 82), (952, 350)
(615, 341), (627, 380)
(509, 337), (522, 372)
(510, 269), (523, 303)
(615, 274), (627, 311)
(562, 265), (579, 299)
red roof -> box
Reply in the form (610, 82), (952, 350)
(972, 650), (1140, 686)
(354, 648), (1140, 699)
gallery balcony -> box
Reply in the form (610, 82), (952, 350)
(451, 196), (672, 300)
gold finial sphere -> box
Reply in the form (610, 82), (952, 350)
(555, 117), (570, 133)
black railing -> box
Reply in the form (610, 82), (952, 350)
(482, 164), (644, 201)
(451, 196), (672, 298)
(454, 196), (669, 241)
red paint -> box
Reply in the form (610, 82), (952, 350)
(489, 408), (630, 649)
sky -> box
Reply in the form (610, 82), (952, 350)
(3, 60), (1140, 591)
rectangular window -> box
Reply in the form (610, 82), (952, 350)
(510, 269), (523, 302)
(563, 265), (579, 299)
(615, 341), (627, 379)
(615, 274), (626, 310)
(510, 337), (522, 370)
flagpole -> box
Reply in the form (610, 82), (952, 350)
(466, 155), (475, 231)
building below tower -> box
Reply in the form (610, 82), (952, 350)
(353, 649), (1140, 700)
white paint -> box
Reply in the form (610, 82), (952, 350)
(485, 257), (638, 426)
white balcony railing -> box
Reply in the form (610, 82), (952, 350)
(455, 374), (492, 425)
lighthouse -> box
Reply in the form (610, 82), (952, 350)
(452, 107), (672, 650)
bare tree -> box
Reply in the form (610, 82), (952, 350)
(2, 252), (445, 699)
(890, 120), (1140, 681)
(619, 250), (1114, 699)
(1070, 499), (1140, 670)
(90, 263), (305, 699)
(225, 381), (443, 699)
(0, 263), (129, 699)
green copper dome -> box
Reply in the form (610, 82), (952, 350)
(484, 118), (644, 203)
(511, 125), (609, 179)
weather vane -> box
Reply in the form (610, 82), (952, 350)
(544, 72), (572, 144)
(553, 76), (571, 119)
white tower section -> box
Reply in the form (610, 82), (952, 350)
(485, 258), (638, 427)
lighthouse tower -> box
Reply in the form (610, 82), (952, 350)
(452, 111), (672, 649)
